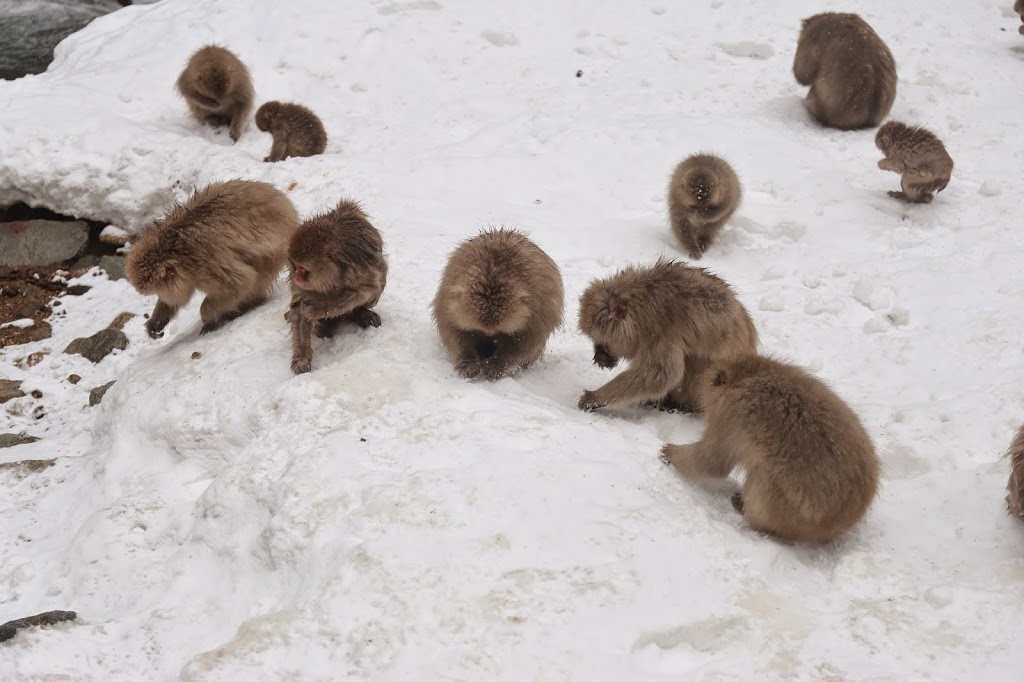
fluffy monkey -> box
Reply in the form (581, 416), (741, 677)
(577, 259), (757, 413)
(793, 13), (897, 130)
(126, 180), (299, 338)
(667, 154), (742, 260)
(875, 121), (954, 203)
(432, 228), (564, 381)
(255, 101), (328, 162)
(661, 355), (880, 543)
(1007, 424), (1024, 518)
(175, 45), (254, 142)
(287, 201), (388, 374)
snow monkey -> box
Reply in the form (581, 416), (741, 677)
(432, 228), (564, 381)
(255, 101), (328, 162)
(577, 259), (757, 413)
(1006, 424), (1024, 518)
(176, 45), (254, 142)
(667, 153), (742, 260)
(287, 201), (388, 374)
(1016, 0), (1024, 35)
(661, 355), (880, 543)
(793, 13), (897, 130)
(875, 121), (954, 203)
(126, 180), (299, 339)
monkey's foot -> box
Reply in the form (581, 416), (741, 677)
(578, 390), (606, 412)
(455, 358), (482, 379)
(730, 492), (745, 514)
(658, 445), (675, 466)
(349, 308), (382, 329)
(887, 190), (910, 202)
(291, 356), (312, 374)
(199, 320), (225, 335)
(593, 345), (619, 369)
(145, 323), (166, 339)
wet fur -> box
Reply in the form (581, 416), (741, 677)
(668, 154), (742, 260)
(661, 355), (880, 543)
(875, 121), (953, 204)
(175, 45), (254, 142)
(1007, 424), (1024, 518)
(255, 101), (328, 162)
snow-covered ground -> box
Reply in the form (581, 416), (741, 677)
(2, 0), (1023, 678)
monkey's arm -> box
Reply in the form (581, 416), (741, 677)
(293, 285), (381, 320)
(593, 343), (619, 369)
(578, 348), (686, 411)
(146, 299), (181, 339)
(480, 328), (547, 380)
(660, 437), (737, 479)
(227, 97), (249, 142)
(265, 136), (288, 162)
(290, 311), (315, 374)
(877, 157), (902, 173)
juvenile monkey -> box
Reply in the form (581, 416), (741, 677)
(255, 101), (328, 162)
(126, 180), (299, 338)
(667, 154), (742, 260)
(432, 228), (564, 381)
(793, 13), (897, 130)
(577, 259), (757, 413)
(1006, 424), (1024, 518)
(875, 121), (954, 203)
(661, 355), (880, 543)
(176, 45), (254, 142)
(288, 201), (388, 374)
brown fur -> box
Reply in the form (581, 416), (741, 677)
(1016, 0), (1024, 35)
(661, 355), (880, 543)
(1006, 424), (1024, 518)
(287, 201), (388, 374)
(875, 121), (954, 203)
(255, 101), (328, 162)
(793, 13), (897, 130)
(577, 259), (757, 413)
(175, 45), (254, 142)
(126, 180), (299, 338)
(667, 154), (742, 260)
(432, 228), (564, 380)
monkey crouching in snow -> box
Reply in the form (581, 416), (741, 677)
(175, 45), (254, 142)
(255, 101), (328, 162)
(875, 121), (953, 204)
(667, 153), (742, 260)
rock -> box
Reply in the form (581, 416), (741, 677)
(0, 319), (52, 346)
(0, 433), (39, 448)
(65, 284), (91, 296)
(31, 389), (42, 399)
(71, 254), (100, 272)
(191, 351), (202, 360)
(0, 379), (25, 403)
(98, 225), (130, 247)
(89, 381), (115, 406)
(0, 220), (88, 267)
(108, 312), (135, 331)
(0, 610), (77, 643)
(16, 302), (44, 318)
(64, 328), (128, 363)
(67, 374), (81, 384)
(0, 458), (56, 479)
(98, 255), (126, 281)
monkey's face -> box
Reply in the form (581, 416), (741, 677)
(577, 281), (639, 354)
(255, 104), (279, 132)
(874, 123), (899, 153)
(125, 245), (191, 306)
(447, 282), (531, 335)
(289, 255), (340, 294)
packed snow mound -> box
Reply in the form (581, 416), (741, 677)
(2, 0), (1024, 680)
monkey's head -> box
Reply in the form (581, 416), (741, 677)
(577, 273), (644, 353)
(874, 121), (904, 153)
(288, 237), (342, 294)
(255, 102), (282, 132)
(680, 169), (723, 210)
(125, 237), (192, 307)
(446, 273), (532, 335)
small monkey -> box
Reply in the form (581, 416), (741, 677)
(577, 259), (757, 413)
(793, 13), (897, 130)
(432, 228), (564, 381)
(875, 121), (953, 203)
(176, 45), (254, 142)
(1007, 424), (1024, 518)
(288, 201), (388, 374)
(126, 180), (299, 339)
(255, 101), (328, 162)
(661, 355), (880, 543)
(667, 153), (742, 260)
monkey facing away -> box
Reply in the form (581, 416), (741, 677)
(793, 13), (897, 130)
(287, 201), (388, 374)
(667, 154), (742, 260)
(1007, 424), (1024, 518)
(176, 45), (254, 142)
(661, 355), (880, 543)
(126, 180), (299, 339)
(255, 101), (328, 162)
(432, 228), (564, 381)
(577, 259), (757, 413)
(875, 121), (954, 203)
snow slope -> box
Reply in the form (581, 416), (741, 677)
(2, 0), (1024, 679)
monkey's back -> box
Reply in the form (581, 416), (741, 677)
(880, 123), (954, 178)
(176, 45), (253, 116)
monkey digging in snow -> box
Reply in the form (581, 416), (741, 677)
(577, 259), (757, 414)
(175, 45), (254, 142)
(661, 355), (880, 543)
(667, 154), (742, 260)
(255, 101), (328, 162)
(432, 228), (564, 381)
(288, 201), (388, 375)
(875, 121), (954, 203)
(793, 13), (897, 130)
(126, 180), (299, 339)
(1006, 424), (1024, 518)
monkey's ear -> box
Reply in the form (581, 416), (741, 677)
(160, 263), (177, 283)
(712, 369), (727, 387)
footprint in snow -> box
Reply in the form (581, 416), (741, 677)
(716, 41), (775, 60)
(481, 30), (519, 47)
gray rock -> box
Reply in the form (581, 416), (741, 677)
(65, 284), (91, 296)
(0, 433), (39, 448)
(108, 312), (135, 330)
(98, 255), (125, 280)
(88, 380), (115, 406)
(0, 220), (88, 267)
(0, 1), (123, 79)
(0, 320), (53, 346)
(0, 379), (25, 403)
(64, 328), (128, 363)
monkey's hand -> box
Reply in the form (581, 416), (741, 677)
(291, 354), (312, 375)
(455, 357), (482, 379)
(146, 319), (167, 339)
(578, 390), (606, 412)
(593, 344), (619, 369)
(349, 308), (382, 329)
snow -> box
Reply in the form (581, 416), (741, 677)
(1, 0), (1024, 679)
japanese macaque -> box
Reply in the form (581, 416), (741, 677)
(668, 153), (742, 260)
(432, 228), (564, 380)
(661, 355), (880, 543)
(288, 201), (388, 374)
(255, 101), (328, 162)
(577, 259), (757, 413)
(126, 180), (299, 338)
(875, 121), (954, 203)
(175, 45), (254, 142)
(1006, 424), (1024, 518)
(793, 13), (897, 130)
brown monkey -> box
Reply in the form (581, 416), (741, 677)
(1007, 424), (1024, 518)
(1016, 0), (1024, 34)
(255, 102), (328, 162)
(577, 259), (757, 413)
(432, 228), (564, 381)
(176, 45), (254, 142)
(667, 154), (742, 260)
(875, 121), (954, 203)
(126, 180), (299, 339)
(287, 201), (388, 374)
(793, 13), (897, 130)
(661, 355), (880, 543)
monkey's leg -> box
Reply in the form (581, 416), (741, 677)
(452, 331), (484, 379)
(481, 329), (546, 380)
(665, 355), (710, 414)
(671, 216), (703, 260)
(345, 307), (382, 329)
(660, 438), (736, 479)
(315, 317), (345, 338)
(265, 137), (288, 162)
(886, 190), (909, 202)
(578, 352), (685, 411)
(738, 467), (806, 541)
(228, 107), (246, 142)
(199, 293), (247, 334)
(901, 174), (933, 204)
(146, 299), (181, 339)
(290, 312), (315, 374)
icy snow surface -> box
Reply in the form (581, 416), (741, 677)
(1, 0), (1023, 679)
